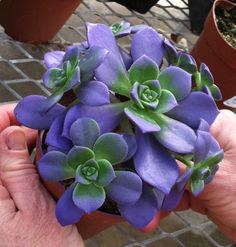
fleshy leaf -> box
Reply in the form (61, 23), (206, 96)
(158, 66), (192, 101)
(155, 89), (178, 114)
(162, 168), (193, 211)
(163, 39), (178, 65)
(190, 179), (205, 196)
(67, 146), (95, 170)
(200, 63), (214, 85)
(14, 95), (65, 130)
(166, 92), (219, 129)
(194, 130), (212, 163)
(106, 171), (142, 205)
(131, 27), (164, 66)
(118, 185), (158, 228)
(38, 151), (75, 181)
(44, 51), (65, 69)
(154, 114), (196, 153)
(96, 159), (116, 187)
(76, 80), (110, 106)
(73, 183), (105, 213)
(46, 112), (73, 152)
(86, 22), (131, 96)
(120, 48), (132, 70)
(93, 133), (128, 164)
(63, 102), (127, 137)
(79, 46), (109, 82)
(121, 134), (137, 161)
(134, 130), (179, 194)
(129, 55), (159, 84)
(124, 106), (161, 133)
(70, 118), (100, 148)
(56, 184), (84, 226)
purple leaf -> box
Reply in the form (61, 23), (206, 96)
(198, 119), (210, 132)
(63, 102), (127, 138)
(70, 118), (100, 148)
(134, 130), (179, 194)
(154, 114), (196, 153)
(106, 171), (142, 205)
(46, 112), (73, 152)
(124, 106), (161, 133)
(162, 168), (193, 211)
(163, 39), (178, 65)
(93, 133), (128, 164)
(86, 22), (131, 96)
(200, 63), (214, 85)
(129, 55), (159, 84)
(166, 92), (219, 129)
(14, 95), (65, 130)
(194, 130), (212, 163)
(119, 48), (132, 70)
(56, 184), (84, 226)
(38, 151), (74, 181)
(118, 185), (158, 228)
(73, 183), (105, 213)
(44, 51), (64, 69)
(158, 66), (192, 101)
(131, 27), (164, 67)
(121, 134), (137, 161)
(76, 80), (110, 106)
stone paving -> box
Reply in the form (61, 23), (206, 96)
(0, 0), (234, 246)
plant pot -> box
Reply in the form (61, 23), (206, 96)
(35, 132), (123, 240)
(0, 0), (81, 43)
(191, 0), (236, 109)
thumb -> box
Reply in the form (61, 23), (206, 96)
(0, 126), (42, 211)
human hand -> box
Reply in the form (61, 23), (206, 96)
(0, 126), (84, 247)
(175, 110), (236, 242)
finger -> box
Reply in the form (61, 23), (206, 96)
(0, 126), (42, 211)
(0, 103), (18, 132)
(21, 126), (38, 151)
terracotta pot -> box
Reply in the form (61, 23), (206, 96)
(0, 0), (81, 43)
(36, 132), (123, 240)
(191, 0), (236, 109)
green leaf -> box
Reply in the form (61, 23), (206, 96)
(73, 183), (105, 213)
(93, 133), (128, 164)
(190, 179), (204, 196)
(96, 159), (116, 187)
(67, 146), (95, 170)
(129, 55), (159, 84)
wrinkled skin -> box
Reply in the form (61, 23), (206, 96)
(148, 110), (236, 242)
(0, 104), (84, 247)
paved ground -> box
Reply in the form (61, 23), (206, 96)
(0, 0), (234, 246)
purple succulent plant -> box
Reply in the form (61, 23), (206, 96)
(14, 21), (223, 230)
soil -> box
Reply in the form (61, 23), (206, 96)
(215, 5), (236, 49)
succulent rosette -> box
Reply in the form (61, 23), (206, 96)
(14, 21), (224, 230)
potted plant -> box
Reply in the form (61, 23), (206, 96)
(0, 0), (81, 43)
(191, 0), (236, 109)
(14, 21), (224, 239)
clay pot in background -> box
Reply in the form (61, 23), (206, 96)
(0, 0), (81, 43)
(191, 0), (236, 110)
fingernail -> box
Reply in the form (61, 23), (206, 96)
(7, 130), (27, 150)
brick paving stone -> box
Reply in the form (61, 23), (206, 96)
(177, 229), (215, 247)
(203, 222), (232, 246)
(20, 43), (50, 60)
(15, 61), (45, 80)
(59, 27), (84, 43)
(93, 226), (131, 247)
(0, 83), (17, 102)
(159, 213), (187, 233)
(0, 61), (23, 80)
(147, 237), (183, 247)
(117, 222), (161, 242)
(0, 42), (26, 60)
(176, 210), (209, 226)
(9, 81), (48, 98)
